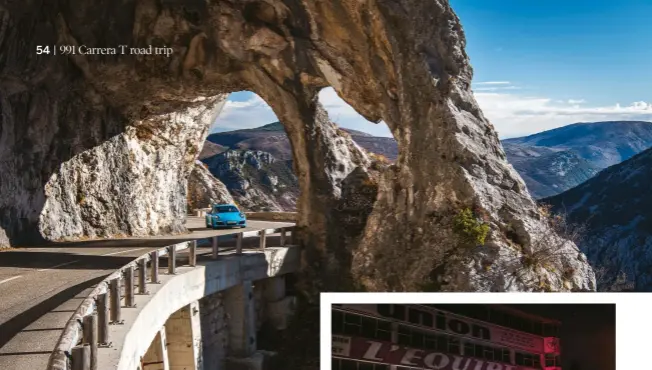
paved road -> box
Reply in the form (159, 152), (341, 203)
(0, 217), (293, 368)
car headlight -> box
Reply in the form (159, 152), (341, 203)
(239, 213), (245, 218)
(215, 215), (220, 220)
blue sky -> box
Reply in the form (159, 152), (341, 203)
(213, 0), (652, 138)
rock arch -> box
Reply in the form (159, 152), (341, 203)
(0, 0), (594, 291)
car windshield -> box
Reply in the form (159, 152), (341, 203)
(214, 206), (238, 213)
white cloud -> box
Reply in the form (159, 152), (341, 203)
(318, 88), (392, 137)
(212, 89), (652, 141)
(474, 92), (652, 139)
(211, 94), (278, 132)
(211, 88), (393, 137)
(474, 86), (521, 92)
(474, 81), (512, 85)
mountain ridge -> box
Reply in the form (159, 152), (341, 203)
(503, 120), (652, 198)
(542, 146), (652, 291)
(201, 119), (652, 211)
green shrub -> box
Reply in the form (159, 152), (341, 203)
(453, 208), (490, 246)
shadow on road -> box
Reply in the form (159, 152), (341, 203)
(0, 235), (286, 270)
(0, 252), (137, 270)
(0, 234), (289, 349)
(0, 275), (107, 348)
(6, 225), (264, 250)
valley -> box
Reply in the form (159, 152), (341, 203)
(199, 120), (652, 291)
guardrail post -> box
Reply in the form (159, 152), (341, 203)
(280, 228), (286, 247)
(83, 314), (98, 370)
(167, 245), (177, 275)
(109, 278), (122, 324)
(212, 236), (219, 259)
(124, 266), (135, 307)
(289, 227), (295, 245)
(236, 233), (243, 254)
(72, 344), (90, 370)
(97, 293), (109, 345)
(150, 251), (160, 283)
(138, 259), (148, 294)
(189, 240), (197, 267)
(259, 229), (267, 250)
(168, 245), (176, 275)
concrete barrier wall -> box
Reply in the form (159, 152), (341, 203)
(244, 212), (297, 222)
(105, 247), (300, 370)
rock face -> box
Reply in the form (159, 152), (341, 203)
(503, 121), (652, 198)
(204, 121), (390, 211)
(38, 100), (225, 240)
(187, 161), (235, 211)
(0, 0), (593, 291)
(543, 148), (652, 291)
(202, 149), (298, 211)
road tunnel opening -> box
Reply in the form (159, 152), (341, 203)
(193, 91), (300, 213)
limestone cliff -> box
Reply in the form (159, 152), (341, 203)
(187, 161), (235, 211)
(38, 99), (225, 240)
(0, 0), (594, 291)
(202, 149), (299, 212)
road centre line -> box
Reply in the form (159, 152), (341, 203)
(102, 247), (146, 256)
(0, 275), (24, 285)
(37, 260), (80, 272)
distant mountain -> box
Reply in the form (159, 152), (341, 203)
(343, 130), (398, 161)
(503, 121), (652, 198)
(198, 141), (227, 160)
(203, 121), (652, 202)
(542, 147), (652, 291)
(502, 144), (601, 198)
(201, 149), (299, 212)
(201, 122), (398, 211)
(206, 122), (399, 161)
(206, 122), (293, 160)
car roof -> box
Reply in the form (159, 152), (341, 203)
(214, 204), (237, 207)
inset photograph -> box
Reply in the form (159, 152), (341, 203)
(331, 304), (614, 370)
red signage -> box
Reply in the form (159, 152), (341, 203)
(333, 335), (534, 370)
(336, 304), (551, 354)
(543, 337), (561, 354)
(491, 327), (543, 353)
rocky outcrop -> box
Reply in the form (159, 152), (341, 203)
(37, 100), (225, 240)
(204, 122), (394, 212)
(202, 149), (298, 211)
(0, 0), (593, 291)
(187, 161), (235, 211)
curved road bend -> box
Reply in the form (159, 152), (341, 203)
(0, 217), (294, 369)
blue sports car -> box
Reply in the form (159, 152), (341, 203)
(205, 204), (247, 229)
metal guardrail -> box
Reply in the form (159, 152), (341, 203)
(47, 226), (295, 370)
